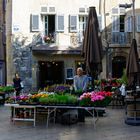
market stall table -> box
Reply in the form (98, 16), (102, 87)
(5, 104), (36, 127)
(5, 104), (106, 128)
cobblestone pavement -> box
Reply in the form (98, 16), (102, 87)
(0, 106), (140, 140)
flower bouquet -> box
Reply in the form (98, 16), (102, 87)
(43, 34), (55, 44)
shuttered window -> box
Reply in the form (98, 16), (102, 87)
(31, 14), (39, 32)
(69, 15), (77, 32)
(125, 16), (132, 32)
(136, 15), (140, 32)
(56, 15), (64, 32)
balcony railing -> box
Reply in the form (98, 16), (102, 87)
(38, 32), (132, 46)
(111, 32), (131, 45)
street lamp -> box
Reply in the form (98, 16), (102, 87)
(119, 0), (135, 39)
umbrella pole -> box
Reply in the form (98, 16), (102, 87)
(91, 73), (95, 91)
(91, 76), (94, 91)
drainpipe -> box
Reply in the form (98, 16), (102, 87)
(132, 0), (135, 39)
(103, 0), (109, 78)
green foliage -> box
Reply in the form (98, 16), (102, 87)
(121, 69), (128, 85)
(0, 86), (14, 92)
(79, 98), (91, 106)
(39, 94), (78, 105)
(73, 89), (83, 96)
(94, 80), (101, 86)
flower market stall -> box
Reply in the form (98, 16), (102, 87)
(5, 86), (112, 127)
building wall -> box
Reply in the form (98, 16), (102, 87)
(6, 0), (14, 85)
(6, 0), (140, 89)
(0, 0), (6, 85)
(32, 53), (83, 88)
(11, 0), (99, 34)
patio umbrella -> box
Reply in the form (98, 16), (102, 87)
(82, 7), (103, 88)
(126, 38), (140, 88)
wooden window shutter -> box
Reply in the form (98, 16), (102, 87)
(98, 15), (102, 31)
(136, 15), (140, 32)
(112, 15), (120, 32)
(125, 16), (132, 32)
(56, 15), (64, 32)
(69, 15), (77, 32)
(31, 14), (39, 32)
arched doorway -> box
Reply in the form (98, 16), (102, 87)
(112, 56), (126, 78)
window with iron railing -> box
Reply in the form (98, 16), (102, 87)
(42, 15), (56, 44)
(112, 32), (126, 44)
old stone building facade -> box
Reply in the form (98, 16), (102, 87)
(0, 0), (6, 85)
(5, 0), (140, 90)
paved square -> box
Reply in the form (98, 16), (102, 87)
(0, 106), (140, 140)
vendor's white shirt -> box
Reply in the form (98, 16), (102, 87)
(73, 75), (89, 91)
(119, 84), (126, 96)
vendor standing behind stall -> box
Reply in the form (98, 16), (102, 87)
(73, 67), (89, 122)
(73, 67), (89, 92)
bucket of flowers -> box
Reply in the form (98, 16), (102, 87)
(79, 91), (112, 107)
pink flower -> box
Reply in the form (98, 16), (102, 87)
(79, 95), (84, 100)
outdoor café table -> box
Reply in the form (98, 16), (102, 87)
(5, 104), (106, 128)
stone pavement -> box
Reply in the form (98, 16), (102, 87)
(0, 105), (140, 140)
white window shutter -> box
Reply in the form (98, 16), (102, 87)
(112, 16), (120, 32)
(69, 15), (77, 32)
(31, 14), (39, 31)
(112, 8), (119, 15)
(56, 15), (64, 32)
(125, 16), (132, 32)
(136, 15), (140, 32)
(98, 15), (102, 31)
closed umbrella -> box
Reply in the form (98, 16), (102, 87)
(126, 38), (140, 89)
(125, 39), (140, 126)
(82, 7), (103, 88)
